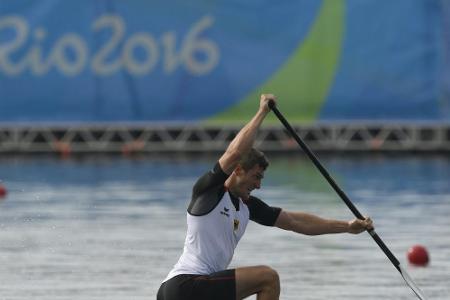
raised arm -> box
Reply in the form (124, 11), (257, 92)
(275, 210), (373, 236)
(218, 94), (276, 175)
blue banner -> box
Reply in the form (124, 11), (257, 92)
(0, 0), (449, 122)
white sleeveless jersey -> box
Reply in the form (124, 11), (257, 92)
(164, 192), (249, 281)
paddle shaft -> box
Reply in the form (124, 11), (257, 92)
(267, 101), (401, 268)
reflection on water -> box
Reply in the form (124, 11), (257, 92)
(0, 154), (449, 300)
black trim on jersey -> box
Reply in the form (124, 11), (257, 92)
(188, 162), (229, 216)
(247, 196), (281, 226)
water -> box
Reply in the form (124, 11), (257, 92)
(0, 154), (449, 300)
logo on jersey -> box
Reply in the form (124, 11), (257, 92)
(233, 219), (240, 231)
(220, 207), (230, 217)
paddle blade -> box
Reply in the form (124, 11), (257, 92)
(398, 264), (428, 300)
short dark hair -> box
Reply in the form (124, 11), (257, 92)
(238, 148), (269, 171)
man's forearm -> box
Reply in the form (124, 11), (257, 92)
(218, 94), (275, 174)
(288, 212), (349, 236)
(226, 108), (268, 157)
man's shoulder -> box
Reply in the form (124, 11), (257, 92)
(188, 162), (228, 216)
(188, 184), (226, 216)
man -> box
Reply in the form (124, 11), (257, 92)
(157, 94), (373, 300)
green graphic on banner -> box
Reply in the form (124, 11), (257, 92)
(209, 0), (344, 124)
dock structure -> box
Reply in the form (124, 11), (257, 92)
(0, 124), (449, 154)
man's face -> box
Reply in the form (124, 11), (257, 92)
(234, 164), (265, 200)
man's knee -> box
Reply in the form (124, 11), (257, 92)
(259, 265), (280, 288)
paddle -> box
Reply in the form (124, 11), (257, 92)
(268, 100), (428, 300)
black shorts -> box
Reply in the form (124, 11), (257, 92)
(157, 269), (236, 300)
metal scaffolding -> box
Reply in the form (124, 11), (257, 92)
(0, 123), (449, 154)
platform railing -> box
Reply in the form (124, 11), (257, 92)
(0, 124), (449, 154)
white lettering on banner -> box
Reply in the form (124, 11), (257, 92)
(53, 34), (88, 76)
(123, 33), (159, 75)
(0, 16), (28, 76)
(91, 15), (124, 76)
(162, 16), (219, 76)
(0, 15), (219, 77)
(30, 28), (52, 75)
(182, 16), (219, 75)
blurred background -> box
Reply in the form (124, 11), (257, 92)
(0, 1), (449, 299)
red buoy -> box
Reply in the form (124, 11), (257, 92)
(407, 245), (429, 266)
(0, 184), (7, 198)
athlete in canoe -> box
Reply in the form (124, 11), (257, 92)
(157, 94), (373, 300)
